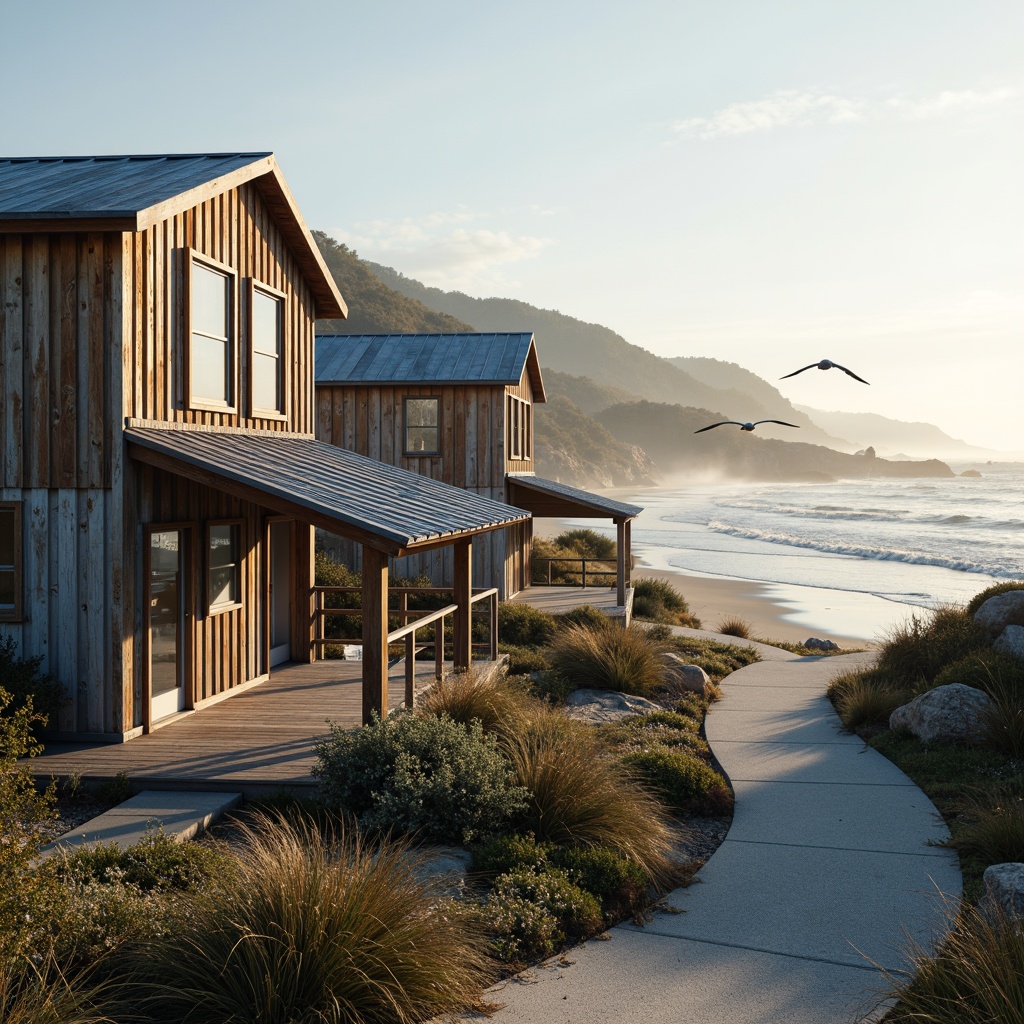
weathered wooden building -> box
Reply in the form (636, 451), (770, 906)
(0, 154), (527, 739)
(315, 333), (641, 601)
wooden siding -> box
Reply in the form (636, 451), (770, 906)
(125, 181), (317, 434)
(0, 179), (324, 737)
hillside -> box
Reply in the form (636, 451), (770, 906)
(793, 406), (1012, 462)
(596, 401), (954, 483)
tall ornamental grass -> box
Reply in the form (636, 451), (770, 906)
(502, 711), (676, 887)
(126, 812), (493, 1024)
(416, 663), (543, 739)
(546, 623), (667, 698)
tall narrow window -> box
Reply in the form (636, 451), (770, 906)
(404, 397), (440, 455)
(188, 251), (236, 411)
(251, 282), (285, 417)
(207, 521), (242, 613)
(507, 396), (531, 461)
(0, 502), (22, 622)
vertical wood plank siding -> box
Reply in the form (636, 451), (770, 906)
(314, 374), (537, 599)
(0, 182), (319, 736)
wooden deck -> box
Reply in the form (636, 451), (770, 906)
(511, 584), (633, 623)
(30, 659), (440, 798)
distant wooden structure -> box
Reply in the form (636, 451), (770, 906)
(0, 154), (526, 738)
(315, 333), (642, 601)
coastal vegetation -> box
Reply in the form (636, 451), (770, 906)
(826, 581), (1024, 1020)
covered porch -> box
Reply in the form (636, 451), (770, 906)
(505, 474), (642, 624)
(127, 425), (529, 727)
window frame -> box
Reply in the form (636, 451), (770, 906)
(248, 279), (287, 420)
(403, 396), (441, 456)
(0, 501), (22, 622)
(507, 395), (532, 462)
(185, 248), (238, 414)
(206, 519), (244, 616)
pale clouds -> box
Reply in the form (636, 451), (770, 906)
(341, 210), (552, 292)
(673, 85), (1019, 140)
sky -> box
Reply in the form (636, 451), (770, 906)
(3, 0), (1022, 451)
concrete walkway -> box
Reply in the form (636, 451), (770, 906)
(478, 651), (961, 1024)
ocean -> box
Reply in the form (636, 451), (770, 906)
(595, 465), (1024, 642)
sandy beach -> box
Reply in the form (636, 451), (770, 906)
(535, 520), (889, 649)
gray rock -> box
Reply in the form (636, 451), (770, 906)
(413, 846), (474, 899)
(663, 654), (712, 696)
(994, 624), (1024, 661)
(973, 591), (1024, 638)
(980, 862), (1024, 925)
(804, 637), (839, 651)
(889, 683), (995, 746)
(563, 688), (662, 724)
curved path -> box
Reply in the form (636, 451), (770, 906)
(476, 650), (961, 1024)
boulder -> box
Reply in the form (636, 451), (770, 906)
(993, 624), (1024, 661)
(662, 654), (712, 696)
(889, 683), (995, 746)
(980, 862), (1024, 926)
(414, 846), (474, 899)
(563, 688), (662, 724)
(973, 591), (1024, 639)
(804, 637), (839, 651)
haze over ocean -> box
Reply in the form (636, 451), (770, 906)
(582, 465), (1023, 642)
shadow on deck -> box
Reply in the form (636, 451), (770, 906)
(510, 584), (633, 624)
(30, 658), (439, 799)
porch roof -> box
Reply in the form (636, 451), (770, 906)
(126, 424), (530, 556)
(505, 474), (643, 521)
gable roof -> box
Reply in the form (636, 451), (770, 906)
(0, 153), (345, 318)
(126, 424), (530, 556)
(316, 333), (546, 401)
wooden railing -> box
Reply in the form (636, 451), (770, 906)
(533, 557), (618, 588)
(312, 585), (499, 706)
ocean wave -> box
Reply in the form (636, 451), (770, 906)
(714, 499), (908, 522)
(704, 520), (1021, 578)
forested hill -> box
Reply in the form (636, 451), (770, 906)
(313, 233), (473, 335)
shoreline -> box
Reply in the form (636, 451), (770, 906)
(535, 520), (899, 648)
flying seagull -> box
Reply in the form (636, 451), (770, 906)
(694, 419), (800, 433)
(780, 359), (869, 384)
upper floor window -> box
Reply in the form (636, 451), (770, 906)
(507, 395), (531, 461)
(0, 502), (22, 622)
(187, 251), (236, 412)
(250, 282), (285, 417)
(207, 521), (242, 613)
(404, 397), (440, 455)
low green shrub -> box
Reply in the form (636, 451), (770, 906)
(503, 712), (676, 885)
(546, 623), (667, 698)
(553, 845), (648, 921)
(498, 602), (558, 647)
(666, 636), (760, 682)
(597, 712), (710, 760)
(556, 604), (612, 633)
(499, 645), (550, 676)
(486, 866), (603, 962)
(126, 812), (493, 1023)
(528, 670), (576, 705)
(314, 711), (528, 844)
(551, 529), (617, 560)
(966, 580), (1024, 615)
(472, 832), (553, 877)
(0, 637), (69, 726)
(955, 786), (1024, 867)
(631, 577), (701, 628)
(934, 650), (1024, 698)
(621, 747), (733, 816)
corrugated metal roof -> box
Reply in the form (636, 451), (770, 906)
(506, 474), (643, 519)
(126, 426), (530, 555)
(0, 153), (272, 219)
(316, 334), (546, 399)
(0, 153), (346, 320)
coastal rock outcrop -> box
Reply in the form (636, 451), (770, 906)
(973, 591), (1024, 639)
(804, 637), (839, 651)
(662, 655), (712, 697)
(889, 683), (995, 746)
(980, 863), (1024, 925)
(993, 624), (1024, 661)
(563, 688), (661, 724)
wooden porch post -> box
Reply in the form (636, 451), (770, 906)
(625, 518), (632, 588)
(453, 538), (472, 670)
(361, 545), (389, 724)
(616, 519), (626, 606)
